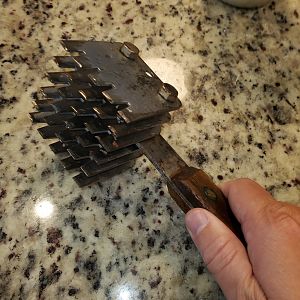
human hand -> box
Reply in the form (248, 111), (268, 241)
(185, 179), (300, 300)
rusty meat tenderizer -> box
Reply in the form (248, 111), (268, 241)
(31, 41), (244, 243)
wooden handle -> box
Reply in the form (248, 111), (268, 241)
(167, 166), (245, 244)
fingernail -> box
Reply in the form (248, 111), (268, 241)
(185, 210), (209, 236)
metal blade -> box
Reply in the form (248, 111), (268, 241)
(67, 144), (91, 160)
(139, 135), (193, 210)
(47, 71), (72, 84)
(108, 113), (171, 138)
(40, 86), (62, 99)
(49, 141), (66, 153)
(38, 125), (66, 138)
(54, 56), (80, 68)
(90, 144), (139, 165)
(96, 125), (160, 152)
(48, 69), (99, 84)
(56, 129), (86, 143)
(85, 119), (109, 134)
(81, 149), (142, 177)
(58, 85), (91, 98)
(77, 132), (101, 147)
(139, 135), (187, 179)
(61, 156), (89, 170)
(44, 112), (75, 125)
(73, 161), (134, 187)
(65, 116), (95, 130)
(30, 111), (56, 123)
(33, 99), (61, 111)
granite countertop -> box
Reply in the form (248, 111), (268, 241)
(0, 0), (299, 299)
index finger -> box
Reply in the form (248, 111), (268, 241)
(220, 178), (274, 228)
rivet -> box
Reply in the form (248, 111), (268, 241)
(120, 42), (139, 60)
(158, 83), (178, 103)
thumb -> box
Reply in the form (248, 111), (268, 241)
(185, 208), (263, 300)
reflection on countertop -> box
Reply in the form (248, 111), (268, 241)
(35, 198), (55, 219)
(145, 57), (188, 100)
(0, 0), (299, 299)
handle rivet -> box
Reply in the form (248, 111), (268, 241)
(120, 42), (139, 60)
(203, 187), (217, 202)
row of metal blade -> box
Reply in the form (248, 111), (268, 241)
(31, 45), (171, 186)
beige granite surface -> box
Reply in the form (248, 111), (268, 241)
(0, 0), (299, 299)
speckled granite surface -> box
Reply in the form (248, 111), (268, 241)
(0, 0), (299, 299)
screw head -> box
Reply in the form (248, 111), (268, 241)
(159, 83), (178, 102)
(120, 42), (139, 60)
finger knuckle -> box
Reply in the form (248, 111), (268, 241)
(263, 202), (300, 233)
(234, 178), (258, 188)
(237, 275), (266, 300)
(202, 236), (238, 276)
(236, 178), (255, 185)
(230, 178), (261, 196)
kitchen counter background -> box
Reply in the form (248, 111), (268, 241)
(0, 0), (299, 299)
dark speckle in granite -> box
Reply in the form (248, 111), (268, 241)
(13, 189), (32, 212)
(24, 250), (36, 279)
(47, 245), (56, 255)
(78, 4), (85, 11)
(68, 287), (79, 296)
(149, 275), (162, 289)
(0, 188), (6, 199)
(66, 195), (84, 211)
(147, 236), (155, 248)
(64, 214), (80, 230)
(64, 245), (73, 255)
(0, 227), (7, 242)
(39, 263), (62, 298)
(46, 228), (62, 246)
(188, 150), (208, 167)
(75, 250), (103, 290)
